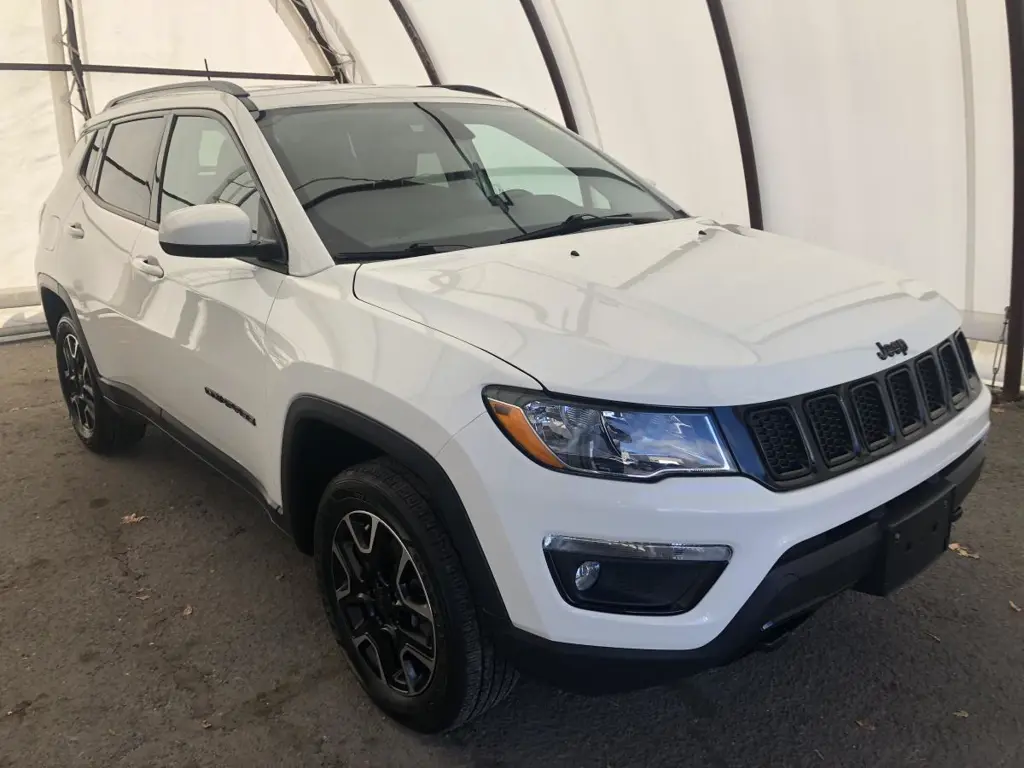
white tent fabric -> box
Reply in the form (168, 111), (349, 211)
(0, 0), (1014, 342)
(0, 3), (64, 304)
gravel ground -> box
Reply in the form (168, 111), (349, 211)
(1, 337), (1022, 768)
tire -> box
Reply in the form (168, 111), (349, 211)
(54, 314), (146, 454)
(314, 458), (518, 733)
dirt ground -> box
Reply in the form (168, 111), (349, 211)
(1, 337), (1022, 768)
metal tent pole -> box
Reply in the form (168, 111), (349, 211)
(40, 0), (75, 160)
(1003, 0), (1024, 399)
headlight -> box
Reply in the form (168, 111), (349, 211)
(483, 386), (735, 479)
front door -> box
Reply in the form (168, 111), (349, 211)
(64, 117), (167, 384)
(123, 112), (286, 486)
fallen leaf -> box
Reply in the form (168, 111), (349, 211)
(182, 605), (194, 618)
(121, 513), (147, 525)
(814, 749), (825, 761)
(948, 542), (980, 559)
(1011, 600), (1022, 613)
(134, 594), (150, 601)
(855, 719), (875, 731)
(954, 710), (969, 718)
(925, 631), (942, 643)
(201, 719), (212, 729)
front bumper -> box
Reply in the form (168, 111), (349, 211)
(503, 435), (986, 691)
(438, 385), (991, 660)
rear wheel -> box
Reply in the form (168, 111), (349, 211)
(54, 314), (146, 454)
(314, 458), (517, 733)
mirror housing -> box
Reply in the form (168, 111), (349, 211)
(158, 203), (281, 260)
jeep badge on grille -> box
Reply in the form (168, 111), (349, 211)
(875, 338), (909, 360)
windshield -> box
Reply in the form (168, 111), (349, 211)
(257, 101), (683, 259)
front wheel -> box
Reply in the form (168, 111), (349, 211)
(314, 458), (517, 733)
(54, 314), (146, 454)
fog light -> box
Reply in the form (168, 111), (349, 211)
(574, 561), (601, 591)
(543, 535), (731, 615)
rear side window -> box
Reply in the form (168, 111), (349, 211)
(79, 130), (103, 190)
(96, 117), (165, 219)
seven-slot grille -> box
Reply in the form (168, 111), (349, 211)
(742, 331), (980, 489)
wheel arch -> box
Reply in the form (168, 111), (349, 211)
(281, 394), (511, 629)
(37, 274), (74, 340)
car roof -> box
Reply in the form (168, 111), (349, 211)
(85, 81), (511, 129)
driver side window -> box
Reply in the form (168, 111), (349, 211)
(158, 115), (273, 241)
(468, 123), (587, 207)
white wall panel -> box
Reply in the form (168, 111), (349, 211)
(549, 0), (749, 225)
(316, 0), (429, 85)
(400, 0), (565, 124)
(722, 0), (970, 308)
(0, 3), (62, 294)
(964, 0), (1013, 318)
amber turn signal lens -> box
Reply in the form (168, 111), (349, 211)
(486, 398), (564, 469)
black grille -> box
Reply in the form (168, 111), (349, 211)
(746, 406), (811, 480)
(939, 342), (967, 404)
(916, 355), (947, 418)
(849, 381), (893, 450)
(954, 331), (977, 380)
(887, 369), (923, 435)
(805, 394), (855, 466)
(739, 330), (981, 490)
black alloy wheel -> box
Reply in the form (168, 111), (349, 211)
(314, 459), (518, 733)
(330, 509), (437, 696)
(57, 325), (97, 439)
(53, 314), (146, 453)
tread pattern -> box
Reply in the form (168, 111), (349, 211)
(320, 458), (517, 731)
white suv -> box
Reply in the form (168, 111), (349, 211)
(35, 80), (990, 733)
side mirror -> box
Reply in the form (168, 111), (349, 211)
(158, 203), (280, 260)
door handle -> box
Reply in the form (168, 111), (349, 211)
(67, 222), (85, 239)
(131, 255), (165, 278)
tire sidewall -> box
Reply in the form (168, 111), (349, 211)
(314, 471), (472, 732)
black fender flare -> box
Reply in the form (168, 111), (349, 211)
(281, 395), (511, 629)
(37, 274), (104, 380)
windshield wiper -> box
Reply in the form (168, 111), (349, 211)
(336, 243), (470, 262)
(502, 213), (668, 243)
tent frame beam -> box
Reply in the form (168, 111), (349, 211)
(62, 0), (91, 119)
(280, 0), (350, 83)
(0, 62), (334, 81)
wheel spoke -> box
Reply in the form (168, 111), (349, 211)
(354, 625), (401, 686)
(345, 512), (378, 555)
(82, 402), (96, 430)
(395, 550), (432, 621)
(62, 336), (77, 376)
(396, 623), (433, 659)
(397, 630), (435, 695)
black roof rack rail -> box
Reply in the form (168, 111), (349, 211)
(426, 84), (504, 99)
(104, 79), (258, 112)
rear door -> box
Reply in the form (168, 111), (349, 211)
(124, 110), (286, 483)
(62, 114), (167, 384)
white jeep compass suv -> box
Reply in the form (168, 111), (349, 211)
(35, 80), (990, 733)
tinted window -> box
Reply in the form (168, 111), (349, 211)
(159, 115), (268, 240)
(96, 117), (165, 218)
(258, 102), (679, 259)
(80, 130), (103, 190)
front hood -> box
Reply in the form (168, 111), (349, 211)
(353, 218), (962, 406)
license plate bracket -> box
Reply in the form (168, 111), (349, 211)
(861, 485), (954, 596)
